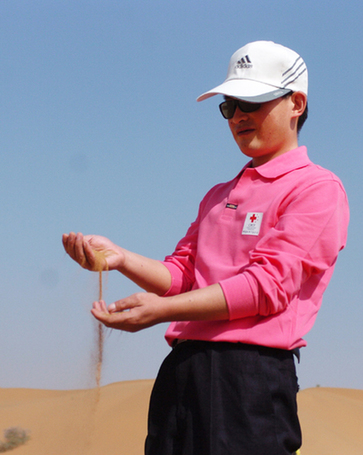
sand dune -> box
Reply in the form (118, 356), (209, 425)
(0, 381), (151, 455)
(297, 387), (363, 454)
(1, 381), (362, 454)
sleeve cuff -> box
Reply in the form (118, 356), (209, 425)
(219, 272), (259, 320)
(160, 261), (187, 296)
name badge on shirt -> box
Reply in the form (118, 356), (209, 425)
(242, 212), (263, 236)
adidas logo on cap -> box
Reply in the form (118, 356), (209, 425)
(236, 55), (252, 69)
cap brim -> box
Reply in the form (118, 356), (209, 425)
(197, 79), (291, 103)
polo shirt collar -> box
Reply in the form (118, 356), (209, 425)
(243, 146), (310, 179)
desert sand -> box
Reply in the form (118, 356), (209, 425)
(1, 381), (362, 454)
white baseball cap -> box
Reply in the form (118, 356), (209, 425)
(197, 41), (308, 103)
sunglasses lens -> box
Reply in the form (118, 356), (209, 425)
(219, 99), (261, 119)
(239, 101), (261, 113)
(219, 100), (236, 119)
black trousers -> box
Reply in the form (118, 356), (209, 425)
(145, 341), (301, 455)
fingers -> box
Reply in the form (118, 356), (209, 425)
(107, 295), (139, 313)
(91, 300), (128, 328)
(91, 300), (111, 325)
(92, 300), (109, 313)
(73, 232), (87, 267)
(90, 294), (155, 332)
(62, 232), (95, 270)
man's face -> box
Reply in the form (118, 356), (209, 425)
(227, 95), (299, 167)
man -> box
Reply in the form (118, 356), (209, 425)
(63, 41), (349, 454)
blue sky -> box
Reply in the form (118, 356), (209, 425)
(0, 0), (362, 391)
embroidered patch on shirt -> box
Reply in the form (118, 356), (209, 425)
(242, 212), (263, 236)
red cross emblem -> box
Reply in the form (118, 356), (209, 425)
(250, 214), (257, 223)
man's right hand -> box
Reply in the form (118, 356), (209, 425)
(62, 232), (124, 272)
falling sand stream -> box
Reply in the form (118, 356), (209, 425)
(79, 250), (110, 453)
(95, 268), (105, 390)
(93, 250), (110, 393)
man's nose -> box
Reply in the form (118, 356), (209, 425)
(229, 106), (249, 123)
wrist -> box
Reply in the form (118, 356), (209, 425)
(108, 246), (127, 272)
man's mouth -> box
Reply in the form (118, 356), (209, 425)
(236, 127), (254, 135)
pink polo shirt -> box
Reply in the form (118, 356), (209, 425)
(162, 147), (349, 350)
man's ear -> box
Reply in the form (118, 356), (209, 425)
(291, 91), (307, 119)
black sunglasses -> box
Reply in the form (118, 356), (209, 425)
(219, 98), (261, 119)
